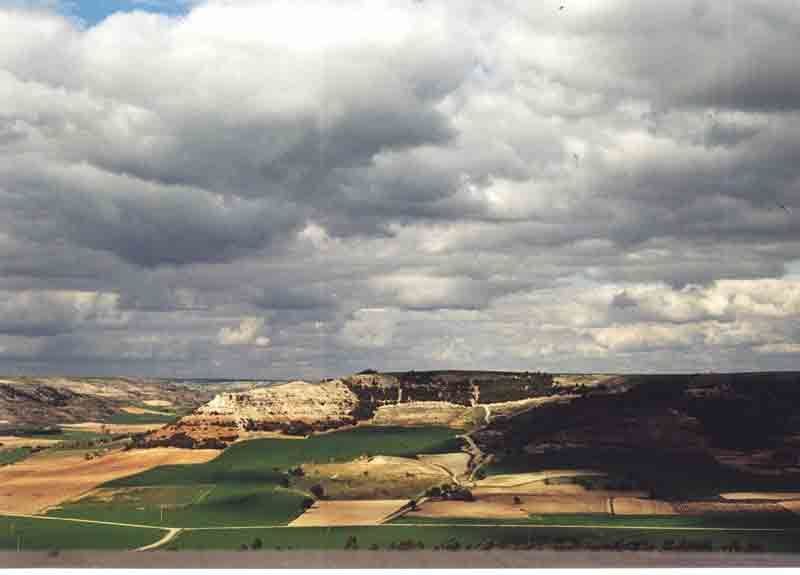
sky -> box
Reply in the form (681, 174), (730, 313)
(0, 0), (799, 379)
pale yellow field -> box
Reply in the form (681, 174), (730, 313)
(0, 436), (61, 449)
(289, 500), (410, 526)
(417, 453), (470, 479)
(612, 497), (677, 515)
(408, 493), (611, 520)
(301, 455), (449, 499)
(674, 501), (786, 515)
(121, 406), (172, 416)
(472, 483), (590, 496)
(143, 399), (173, 407)
(520, 494), (609, 514)
(61, 422), (165, 434)
(407, 499), (529, 520)
(721, 492), (800, 501)
(474, 470), (606, 488)
(0, 447), (219, 514)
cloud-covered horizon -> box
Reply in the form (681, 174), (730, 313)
(0, 0), (798, 379)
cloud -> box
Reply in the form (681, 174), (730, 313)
(0, 1), (799, 376)
(217, 317), (269, 347)
(0, 290), (126, 336)
(339, 308), (395, 349)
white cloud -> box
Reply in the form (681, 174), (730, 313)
(0, 1), (799, 376)
(217, 317), (269, 346)
(339, 308), (395, 349)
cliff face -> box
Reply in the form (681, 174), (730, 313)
(141, 370), (562, 448)
(142, 379), (361, 447)
(197, 380), (358, 429)
(141, 371), (800, 461)
(343, 370), (555, 419)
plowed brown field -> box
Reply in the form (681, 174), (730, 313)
(0, 447), (218, 514)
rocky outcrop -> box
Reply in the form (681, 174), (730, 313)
(140, 380), (360, 447)
(198, 379), (358, 429)
(142, 370), (568, 448)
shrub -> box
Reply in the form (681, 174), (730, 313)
(251, 537), (263, 550)
(427, 486), (442, 498)
(310, 484), (325, 499)
(345, 536), (359, 550)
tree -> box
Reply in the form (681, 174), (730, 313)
(251, 537), (263, 550)
(310, 484), (325, 499)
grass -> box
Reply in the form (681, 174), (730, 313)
(0, 516), (164, 550)
(108, 426), (459, 487)
(0, 447), (33, 466)
(167, 524), (800, 553)
(391, 512), (800, 529)
(49, 484), (308, 527)
(49, 426), (459, 528)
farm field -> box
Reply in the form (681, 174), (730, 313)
(0, 436), (61, 449)
(0, 447), (34, 466)
(165, 524), (800, 553)
(43, 427), (460, 528)
(391, 511), (800, 529)
(0, 516), (163, 550)
(721, 492), (800, 501)
(50, 484), (308, 527)
(0, 448), (218, 514)
(298, 455), (449, 499)
(288, 500), (409, 526)
(3, 372), (800, 555)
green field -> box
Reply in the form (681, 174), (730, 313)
(50, 484), (308, 528)
(167, 524), (800, 553)
(0, 447), (33, 466)
(48, 426), (459, 528)
(391, 512), (800, 529)
(107, 426), (458, 487)
(0, 516), (163, 550)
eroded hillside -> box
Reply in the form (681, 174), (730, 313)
(0, 376), (244, 428)
(140, 370), (566, 447)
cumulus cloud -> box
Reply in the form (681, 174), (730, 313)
(0, 290), (127, 337)
(217, 317), (270, 347)
(0, 0), (798, 376)
(339, 308), (395, 349)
